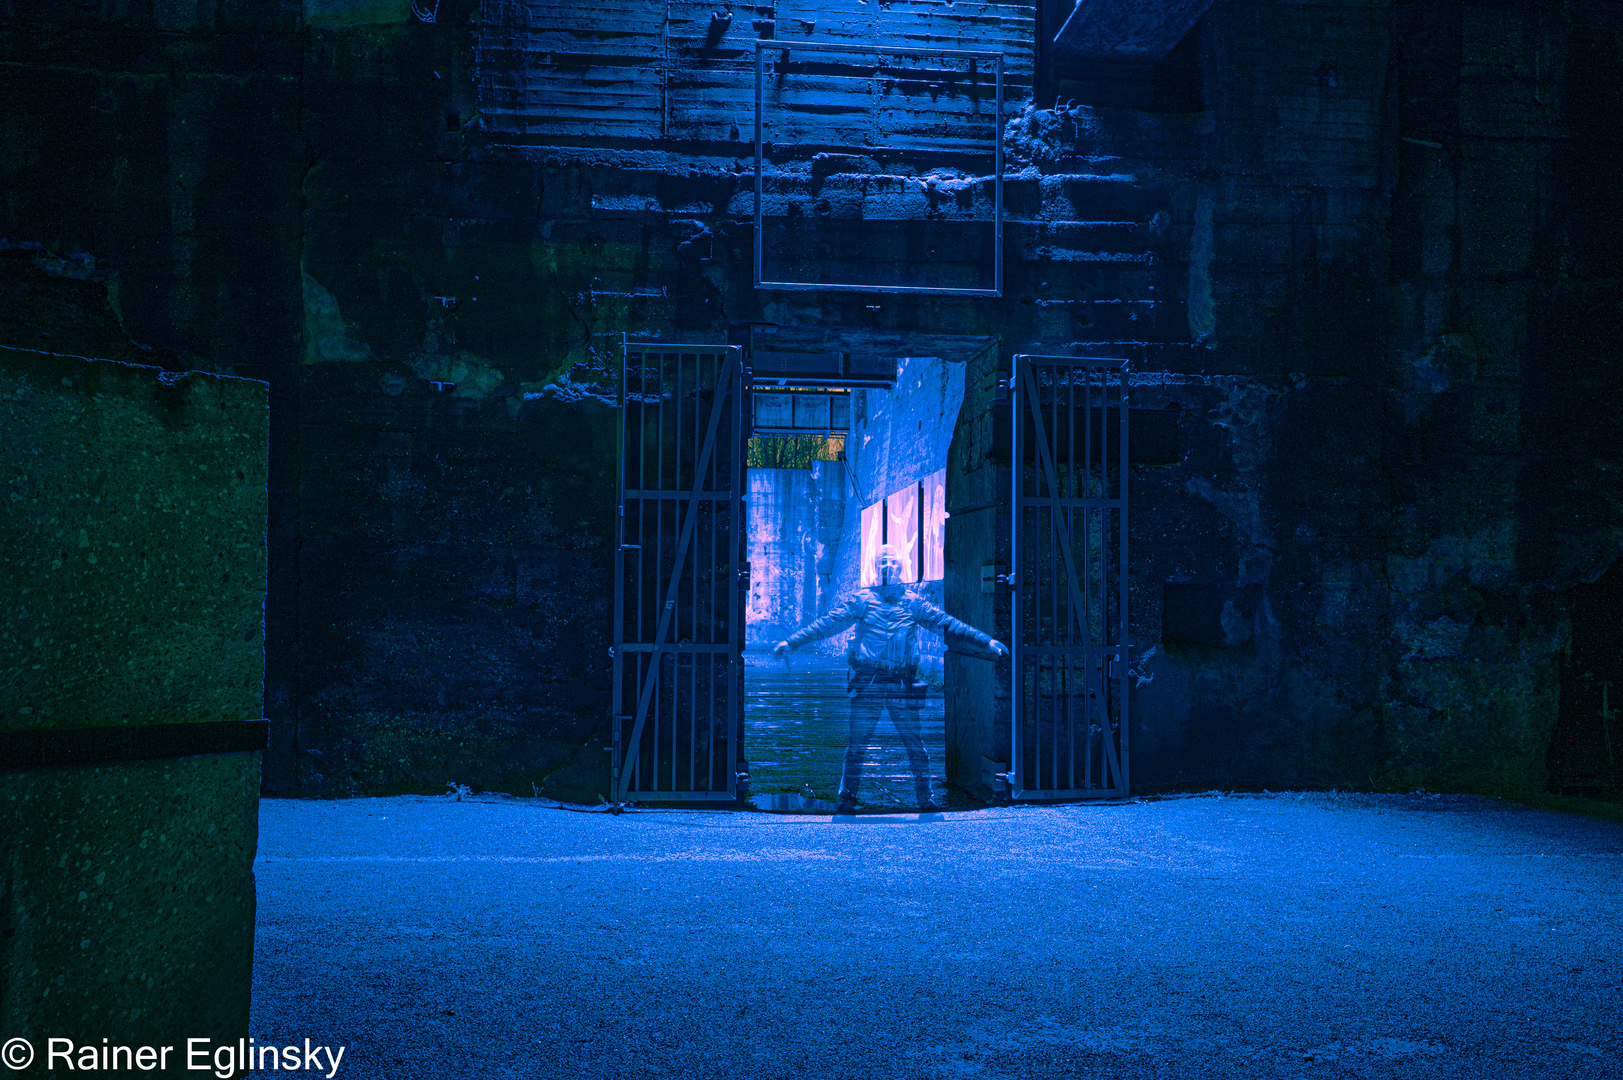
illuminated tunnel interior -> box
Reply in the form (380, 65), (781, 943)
(744, 354), (964, 810)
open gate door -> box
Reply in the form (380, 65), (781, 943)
(612, 343), (747, 803)
(1009, 355), (1130, 799)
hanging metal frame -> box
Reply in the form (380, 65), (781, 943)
(612, 344), (746, 802)
(1009, 355), (1129, 799)
(752, 38), (1004, 297)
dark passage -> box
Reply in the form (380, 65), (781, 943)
(1551, 562), (1623, 800)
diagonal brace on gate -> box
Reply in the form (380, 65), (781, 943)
(617, 353), (738, 801)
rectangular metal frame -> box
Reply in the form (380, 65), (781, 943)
(752, 39), (1004, 297)
(1009, 355), (1129, 800)
(612, 344), (746, 803)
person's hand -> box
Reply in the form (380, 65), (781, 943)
(772, 640), (790, 656)
(989, 639), (1009, 658)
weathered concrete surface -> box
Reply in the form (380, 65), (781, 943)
(746, 467), (829, 647)
(3, 0), (1620, 808)
(1, 755), (262, 1064)
(0, 347), (267, 1068)
(294, 381), (621, 802)
(1, 348), (268, 728)
(251, 793), (1621, 1079)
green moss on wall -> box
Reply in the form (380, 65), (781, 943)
(304, 0), (412, 28)
(0, 349), (269, 729)
(0, 347), (266, 1068)
(0, 754), (261, 1066)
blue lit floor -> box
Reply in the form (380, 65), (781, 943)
(249, 793), (1621, 1079)
(743, 647), (949, 809)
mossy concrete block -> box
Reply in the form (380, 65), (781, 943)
(0, 347), (269, 730)
(0, 346), (266, 1071)
(1, 754), (260, 1069)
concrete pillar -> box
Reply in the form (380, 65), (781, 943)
(1, 347), (267, 1074)
(945, 341), (1012, 800)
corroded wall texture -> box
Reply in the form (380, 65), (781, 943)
(0, 756), (261, 1063)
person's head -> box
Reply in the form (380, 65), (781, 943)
(876, 545), (905, 589)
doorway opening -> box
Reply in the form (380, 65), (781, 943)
(743, 356), (963, 811)
(608, 339), (1131, 807)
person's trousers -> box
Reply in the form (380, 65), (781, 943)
(838, 675), (932, 806)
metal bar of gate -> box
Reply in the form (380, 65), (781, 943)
(611, 353), (629, 794)
(1116, 361), (1130, 791)
(726, 347), (744, 796)
(1009, 355), (1129, 800)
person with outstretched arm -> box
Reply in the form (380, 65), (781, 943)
(773, 544), (1008, 814)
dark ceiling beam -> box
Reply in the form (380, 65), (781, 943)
(1054, 0), (1219, 62)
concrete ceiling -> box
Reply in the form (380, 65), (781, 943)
(1055, 0), (1219, 63)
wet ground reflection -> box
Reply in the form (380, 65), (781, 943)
(743, 648), (948, 809)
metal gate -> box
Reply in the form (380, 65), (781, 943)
(611, 343), (746, 802)
(1009, 355), (1129, 799)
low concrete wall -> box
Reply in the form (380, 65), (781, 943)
(1, 346), (267, 1071)
(745, 465), (846, 647)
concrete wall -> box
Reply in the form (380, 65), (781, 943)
(1, 0), (1618, 806)
(745, 464), (846, 647)
(0, 346), (266, 1069)
(1110, 0), (1616, 798)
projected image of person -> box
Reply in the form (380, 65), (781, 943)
(773, 544), (1007, 813)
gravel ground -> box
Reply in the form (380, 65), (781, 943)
(251, 792), (1622, 1079)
